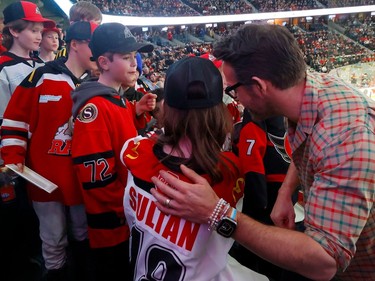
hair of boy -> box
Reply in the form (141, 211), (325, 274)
(2, 20), (33, 50)
(69, 1), (102, 23)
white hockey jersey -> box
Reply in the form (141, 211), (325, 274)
(121, 136), (269, 281)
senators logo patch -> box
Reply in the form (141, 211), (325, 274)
(268, 132), (292, 164)
(77, 103), (98, 123)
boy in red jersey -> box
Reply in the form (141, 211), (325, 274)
(71, 22), (155, 281)
(229, 110), (310, 281)
(0, 2), (56, 279)
(1, 21), (98, 280)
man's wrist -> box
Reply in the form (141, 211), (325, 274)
(278, 184), (295, 197)
(207, 198), (238, 238)
(216, 205), (238, 238)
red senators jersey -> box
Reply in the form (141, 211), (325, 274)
(121, 136), (268, 281)
(226, 102), (242, 124)
(1, 59), (83, 205)
(234, 111), (291, 219)
(71, 81), (147, 249)
(222, 93), (242, 124)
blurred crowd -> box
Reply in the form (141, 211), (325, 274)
(90, 0), (374, 16)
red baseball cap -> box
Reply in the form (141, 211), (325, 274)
(3, 1), (55, 28)
(43, 27), (61, 37)
(65, 21), (99, 43)
(200, 53), (223, 69)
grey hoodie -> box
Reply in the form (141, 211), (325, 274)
(71, 81), (125, 119)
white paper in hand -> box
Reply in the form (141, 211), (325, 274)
(5, 164), (58, 193)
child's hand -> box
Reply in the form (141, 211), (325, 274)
(137, 93), (157, 115)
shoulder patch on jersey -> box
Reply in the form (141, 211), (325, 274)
(77, 103), (98, 123)
(267, 132), (291, 163)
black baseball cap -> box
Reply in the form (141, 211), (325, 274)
(3, 1), (55, 28)
(65, 21), (99, 43)
(164, 57), (223, 109)
(89, 22), (154, 61)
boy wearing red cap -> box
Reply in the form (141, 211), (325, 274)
(0, 1), (55, 123)
(0, 2), (55, 279)
(1, 21), (98, 281)
(38, 27), (61, 62)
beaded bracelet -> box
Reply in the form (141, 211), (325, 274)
(212, 202), (231, 231)
(219, 203), (231, 222)
(208, 198), (230, 231)
(208, 198), (225, 231)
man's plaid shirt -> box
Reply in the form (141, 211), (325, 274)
(288, 71), (375, 281)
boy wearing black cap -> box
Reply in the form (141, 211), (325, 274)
(119, 56), (268, 280)
(1, 21), (98, 280)
(55, 0), (102, 59)
(71, 22), (155, 281)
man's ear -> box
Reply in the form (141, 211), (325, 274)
(252, 76), (267, 93)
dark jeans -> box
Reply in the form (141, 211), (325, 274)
(0, 177), (43, 281)
(91, 240), (131, 281)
